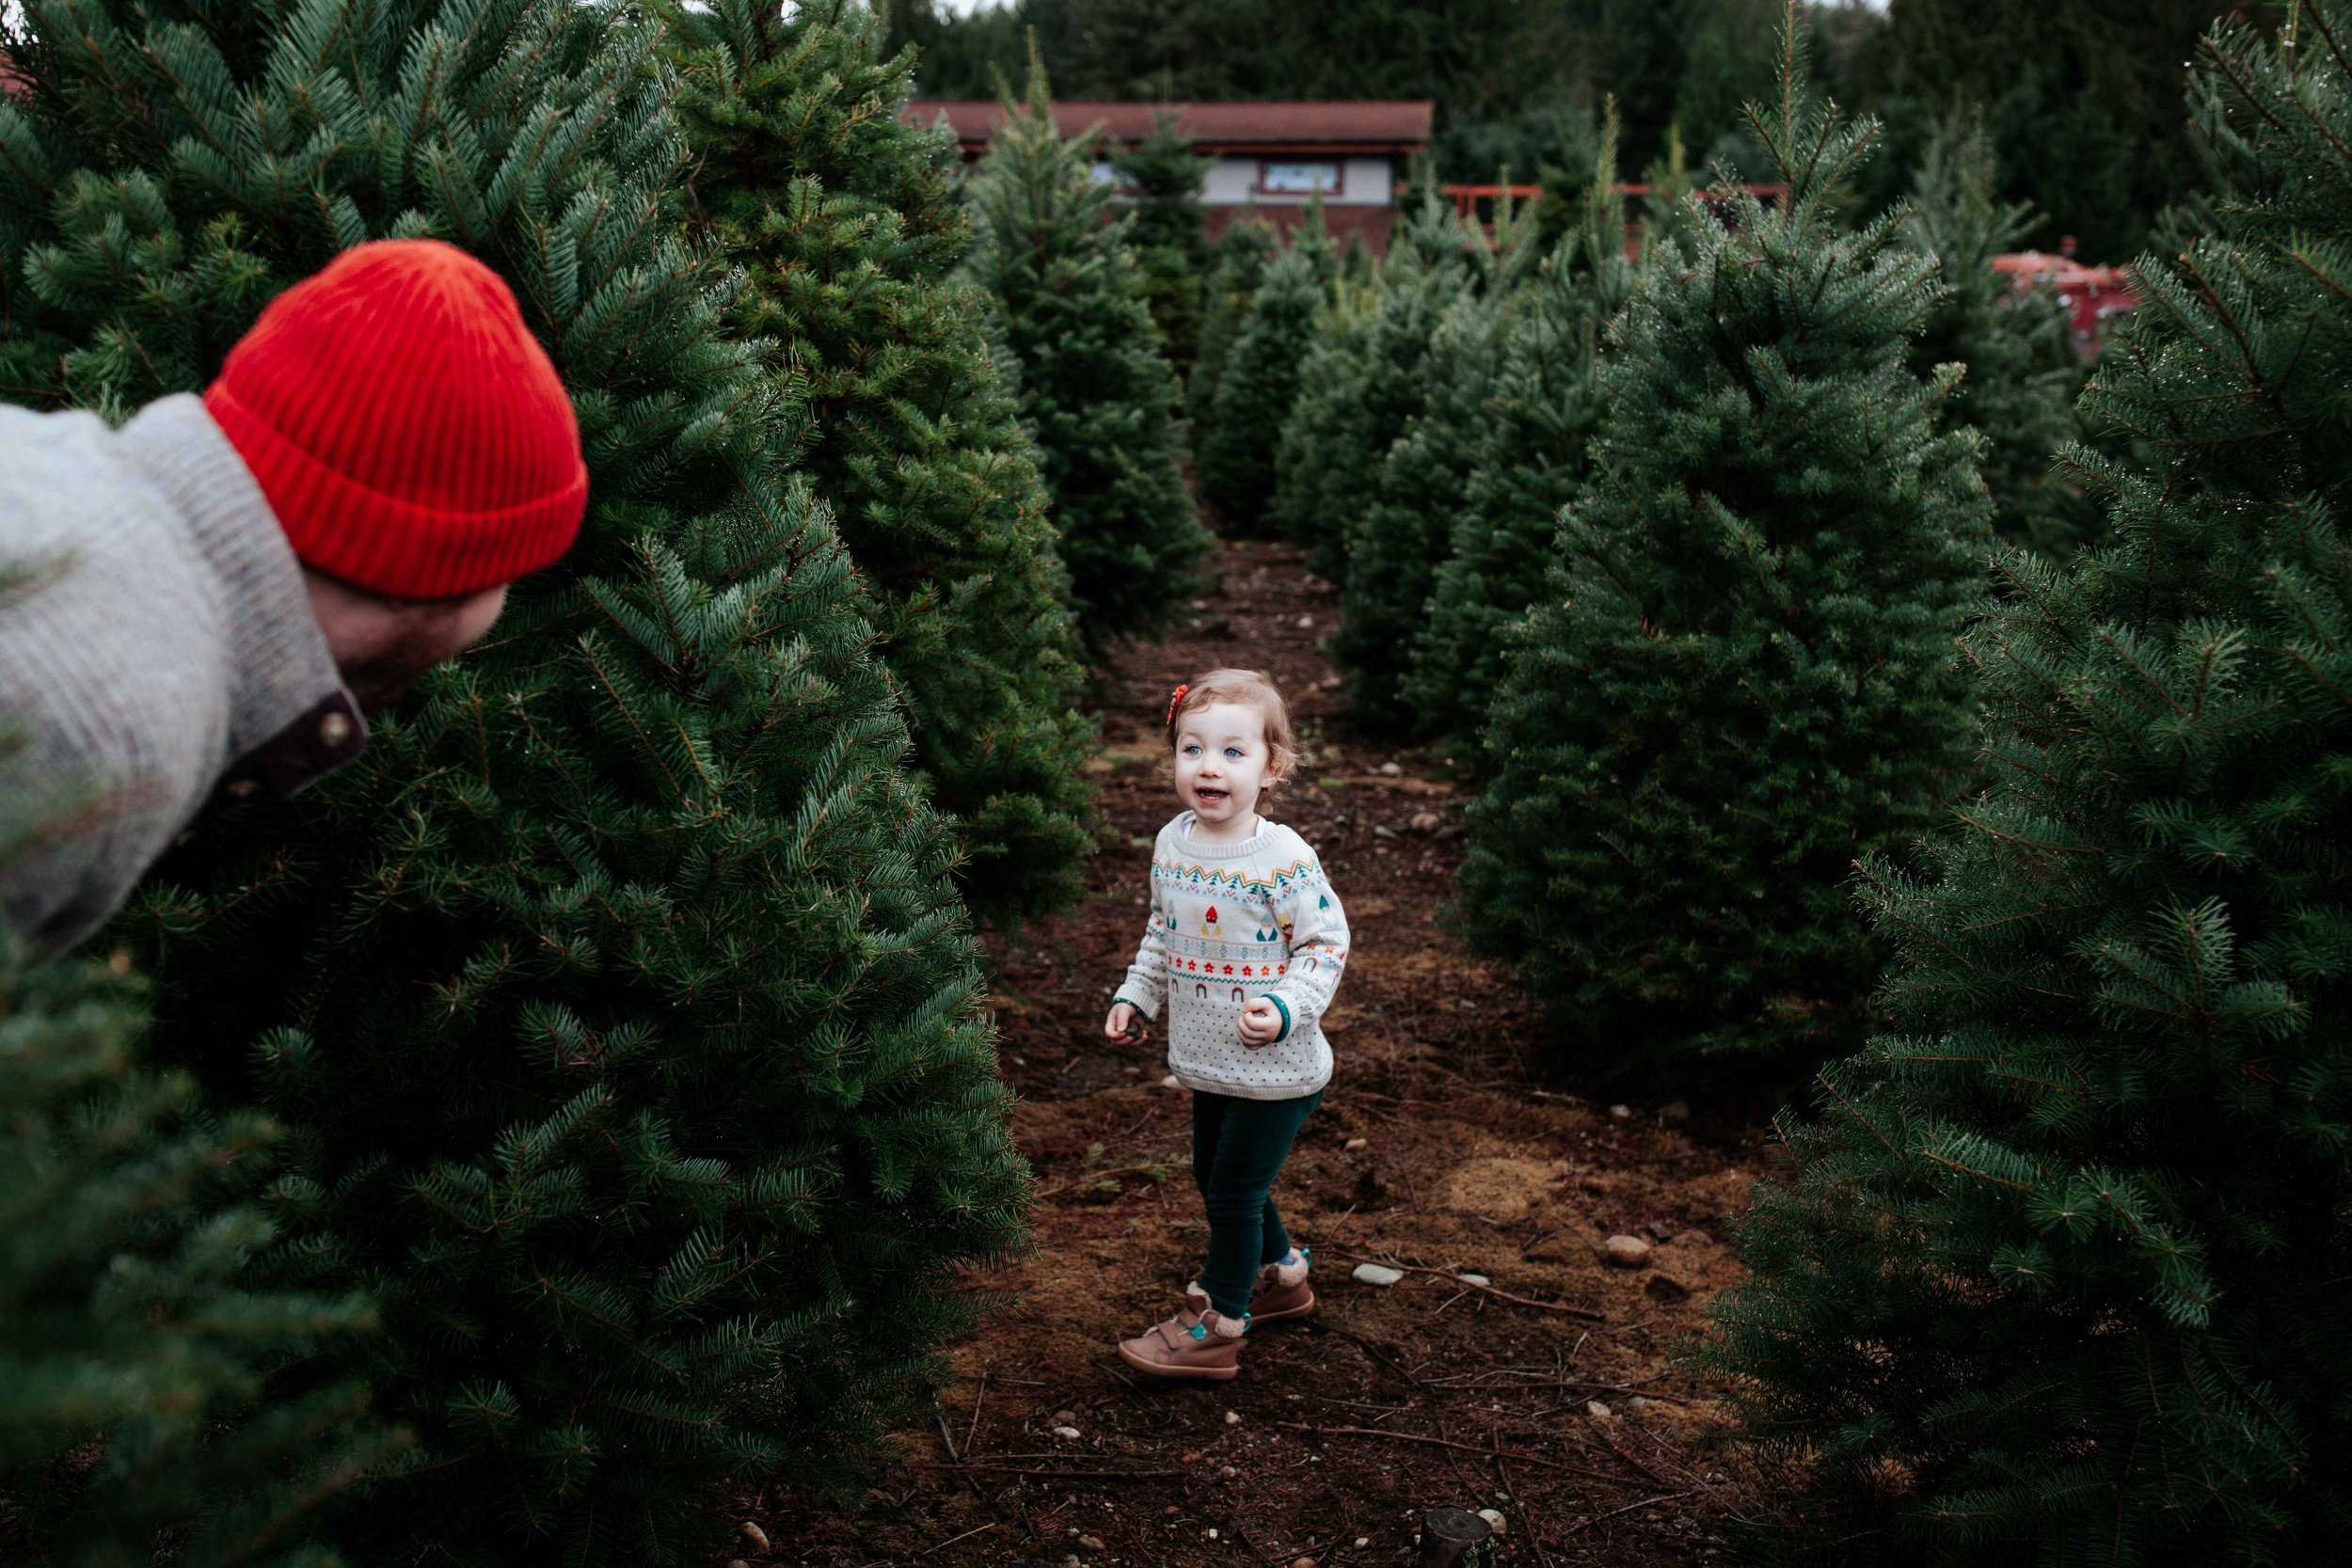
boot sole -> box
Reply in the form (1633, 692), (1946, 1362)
(1248, 1289), (1316, 1323)
(1117, 1341), (1241, 1381)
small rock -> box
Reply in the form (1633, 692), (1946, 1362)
(730, 1561), (751, 1568)
(1609, 1102), (1632, 1120)
(1457, 1273), (1491, 1287)
(1219, 1464), (1239, 1478)
(1055, 1408), (1077, 1423)
(1293, 1558), (1319, 1568)
(1355, 1538), (1372, 1549)
(1162, 1074), (1182, 1088)
(1661, 1099), (1691, 1122)
(1182, 1450), (1200, 1464)
(1295, 613), (1315, 628)
(1371, 824), (1398, 839)
(1207, 1528), (1220, 1540)
(1190, 598), (1211, 610)
(1603, 1234), (1654, 1268)
(1122, 1065), (1141, 1076)
(739, 1521), (770, 1551)
(1352, 1261), (1405, 1287)
(1166, 1505), (1183, 1515)
(1586, 1399), (1613, 1419)
(1225, 1409), (1243, 1425)
(1078, 1536), (1106, 1551)
(1434, 823), (1464, 841)
(1377, 760), (1405, 777)
(1343, 1136), (1370, 1151)
(1628, 1395), (1651, 1409)
(1052, 1425), (1082, 1440)
(1476, 1508), (1509, 1536)
(1645, 1273), (1692, 1301)
(1408, 810), (1442, 833)
(1063, 1557), (1083, 1568)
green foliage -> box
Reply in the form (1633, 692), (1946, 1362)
(1194, 214), (1332, 531)
(1459, 22), (1989, 1066)
(1705, 8), (2352, 1559)
(1406, 128), (1639, 747)
(0, 938), (397, 1568)
(1272, 193), (1472, 585)
(0, 2), (1027, 1560)
(1334, 281), (1517, 732)
(961, 61), (1213, 651)
(1187, 220), (1275, 446)
(1115, 116), (1213, 377)
(1900, 111), (2093, 555)
(667, 0), (1096, 920)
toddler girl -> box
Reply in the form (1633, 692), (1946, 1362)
(1104, 669), (1350, 1382)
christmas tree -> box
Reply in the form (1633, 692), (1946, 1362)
(1186, 219), (1275, 452)
(1706, 7), (2352, 1559)
(0, 3), (1028, 1560)
(1458, 15), (1988, 1066)
(0, 731), (395, 1566)
(667, 0), (1096, 920)
(1406, 125), (1638, 746)
(1193, 213), (1332, 531)
(1333, 198), (1537, 732)
(1902, 111), (2092, 555)
(1272, 192), (1472, 585)
(962, 61), (1213, 652)
(1115, 115), (1213, 379)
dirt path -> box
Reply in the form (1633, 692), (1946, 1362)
(742, 539), (1780, 1565)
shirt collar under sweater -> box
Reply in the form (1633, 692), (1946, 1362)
(116, 395), (367, 795)
(1173, 811), (1280, 861)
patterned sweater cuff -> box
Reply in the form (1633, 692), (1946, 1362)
(1256, 993), (1293, 1040)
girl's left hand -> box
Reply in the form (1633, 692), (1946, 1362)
(1237, 999), (1283, 1049)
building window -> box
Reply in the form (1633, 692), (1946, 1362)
(1258, 161), (1343, 196)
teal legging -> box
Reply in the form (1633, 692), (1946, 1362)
(1192, 1087), (1323, 1318)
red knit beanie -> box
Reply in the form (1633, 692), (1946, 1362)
(204, 239), (588, 600)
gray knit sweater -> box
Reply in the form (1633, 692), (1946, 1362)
(0, 394), (364, 955)
(1115, 812), (1351, 1100)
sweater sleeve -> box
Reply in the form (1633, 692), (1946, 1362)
(1261, 843), (1348, 1042)
(1112, 850), (1169, 1021)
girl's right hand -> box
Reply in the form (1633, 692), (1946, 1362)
(1105, 1002), (1141, 1042)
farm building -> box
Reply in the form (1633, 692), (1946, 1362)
(900, 99), (1434, 255)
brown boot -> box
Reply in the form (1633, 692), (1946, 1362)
(1116, 1284), (1248, 1381)
(1249, 1245), (1315, 1323)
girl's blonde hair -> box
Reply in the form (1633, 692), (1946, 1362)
(1166, 668), (1299, 789)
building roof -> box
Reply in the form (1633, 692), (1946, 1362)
(901, 100), (1434, 156)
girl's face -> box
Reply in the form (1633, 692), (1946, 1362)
(1174, 700), (1277, 830)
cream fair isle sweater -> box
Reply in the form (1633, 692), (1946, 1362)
(1114, 812), (1350, 1100)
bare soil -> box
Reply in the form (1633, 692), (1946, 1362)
(734, 538), (1785, 1566)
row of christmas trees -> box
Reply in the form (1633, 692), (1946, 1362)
(0, 3), (1210, 1564)
(1180, 4), (2352, 1559)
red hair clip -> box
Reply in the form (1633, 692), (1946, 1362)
(1164, 682), (1190, 735)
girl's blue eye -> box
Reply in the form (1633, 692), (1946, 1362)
(1225, 747), (1242, 758)
(1183, 744), (1200, 755)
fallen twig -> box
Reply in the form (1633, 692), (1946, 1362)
(913, 1460), (1182, 1481)
(1031, 1161), (1183, 1200)
(1563, 1486), (1709, 1534)
(918, 1521), (1000, 1557)
(1274, 1422), (1634, 1486)
(1322, 1248), (1607, 1321)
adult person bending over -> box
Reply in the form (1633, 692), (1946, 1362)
(0, 239), (588, 955)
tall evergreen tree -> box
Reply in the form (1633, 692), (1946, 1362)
(1193, 212), (1332, 531)
(962, 63), (1213, 651)
(1272, 192), (1471, 585)
(1406, 126), (1639, 746)
(0, 3), (1027, 1560)
(1115, 115), (1213, 379)
(1901, 110), (2092, 555)
(1187, 218), (1274, 446)
(1333, 281), (1516, 731)
(1458, 17), (1989, 1066)
(667, 0), (1096, 920)
(1707, 8), (2352, 1559)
